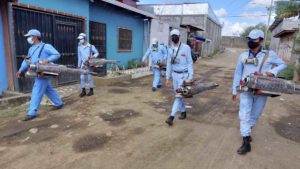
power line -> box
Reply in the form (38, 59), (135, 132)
(219, 14), (268, 18)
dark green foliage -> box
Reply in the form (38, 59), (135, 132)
(278, 64), (295, 80)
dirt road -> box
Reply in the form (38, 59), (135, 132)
(0, 48), (299, 169)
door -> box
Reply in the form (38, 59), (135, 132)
(90, 21), (107, 76)
(12, 5), (84, 92)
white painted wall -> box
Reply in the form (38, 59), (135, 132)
(150, 19), (170, 46)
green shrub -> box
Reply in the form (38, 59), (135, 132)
(278, 64), (294, 80)
(127, 58), (146, 69)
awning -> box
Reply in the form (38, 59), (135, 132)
(189, 35), (206, 42)
(100, 0), (155, 19)
(180, 24), (204, 31)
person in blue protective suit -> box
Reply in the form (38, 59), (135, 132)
(159, 42), (168, 77)
(77, 33), (99, 97)
(16, 29), (64, 121)
(142, 38), (165, 92)
(165, 29), (194, 126)
(232, 29), (287, 155)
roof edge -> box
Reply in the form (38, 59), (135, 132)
(100, 0), (156, 18)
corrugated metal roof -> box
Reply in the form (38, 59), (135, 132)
(180, 24), (204, 31)
(269, 18), (283, 31)
(100, 0), (155, 18)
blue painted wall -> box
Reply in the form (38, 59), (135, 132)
(18, 0), (90, 38)
(17, 0), (145, 67)
(0, 7), (8, 96)
(90, 3), (144, 67)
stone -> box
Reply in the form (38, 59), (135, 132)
(0, 146), (7, 152)
(106, 131), (113, 137)
(88, 122), (95, 127)
(50, 124), (59, 129)
(29, 128), (38, 134)
(20, 136), (30, 143)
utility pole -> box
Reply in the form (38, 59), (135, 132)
(264, 0), (274, 48)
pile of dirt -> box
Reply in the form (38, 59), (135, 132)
(272, 115), (300, 143)
(100, 109), (140, 126)
(73, 133), (111, 153)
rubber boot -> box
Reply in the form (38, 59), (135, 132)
(87, 88), (94, 96)
(237, 136), (251, 155)
(165, 116), (174, 126)
(79, 88), (86, 97)
(178, 112), (187, 120)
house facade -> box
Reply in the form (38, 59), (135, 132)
(269, 16), (300, 64)
(138, 3), (222, 57)
(0, 0), (9, 96)
(0, 0), (154, 92)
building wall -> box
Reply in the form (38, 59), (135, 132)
(270, 36), (280, 51)
(90, 3), (145, 67)
(277, 33), (296, 64)
(0, 5), (8, 96)
(202, 17), (222, 57)
(151, 15), (221, 57)
(150, 19), (170, 45)
(221, 36), (247, 49)
(18, 0), (89, 38)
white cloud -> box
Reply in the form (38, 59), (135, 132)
(246, 0), (280, 8)
(220, 10), (277, 36)
(214, 8), (227, 17)
(239, 11), (269, 24)
(240, 10), (277, 26)
(220, 18), (250, 36)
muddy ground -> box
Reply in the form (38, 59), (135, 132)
(0, 48), (299, 169)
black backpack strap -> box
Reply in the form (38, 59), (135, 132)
(172, 42), (182, 61)
(259, 50), (269, 73)
(38, 43), (46, 59)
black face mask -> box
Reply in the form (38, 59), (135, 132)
(171, 36), (180, 44)
(152, 44), (158, 48)
(248, 40), (260, 49)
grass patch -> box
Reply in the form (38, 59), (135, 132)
(0, 108), (23, 119)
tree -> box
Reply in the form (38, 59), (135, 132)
(240, 23), (273, 49)
(240, 23), (272, 40)
(275, 0), (300, 18)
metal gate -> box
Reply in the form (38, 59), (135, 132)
(90, 21), (107, 76)
(12, 6), (84, 92)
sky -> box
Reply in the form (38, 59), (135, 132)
(138, 0), (281, 36)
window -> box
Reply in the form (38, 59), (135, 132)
(118, 28), (132, 51)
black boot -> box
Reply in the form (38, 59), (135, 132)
(165, 116), (174, 126)
(22, 115), (37, 121)
(79, 88), (86, 97)
(178, 112), (187, 120)
(237, 136), (251, 155)
(152, 87), (156, 92)
(87, 88), (94, 96)
(51, 104), (64, 111)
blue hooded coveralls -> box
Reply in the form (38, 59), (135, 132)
(18, 42), (64, 116)
(232, 49), (287, 137)
(78, 43), (99, 89)
(143, 45), (166, 88)
(166, 42), (194, 117)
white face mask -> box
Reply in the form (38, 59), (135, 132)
(79, 39), (84, 44)
(27, 37), (34, 45)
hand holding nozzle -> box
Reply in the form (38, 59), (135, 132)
(16, 71), (22, 79)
